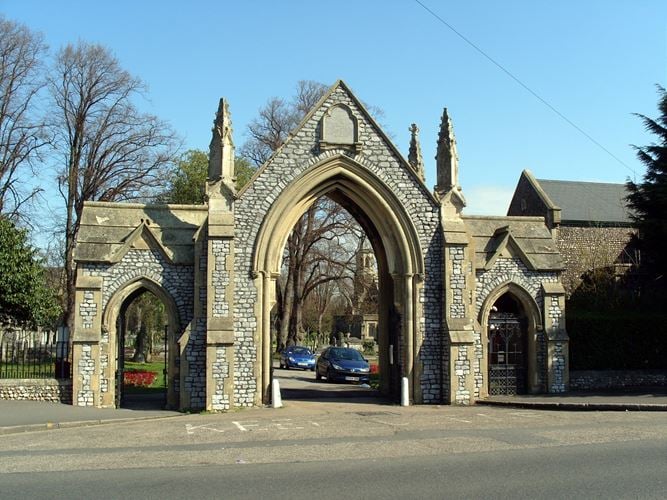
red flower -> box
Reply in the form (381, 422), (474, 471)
(124, 369), (157, 387)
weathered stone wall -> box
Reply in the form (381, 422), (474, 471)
(211, 240), (231, 317)
(546, 294), (566, 392)
(79, 290), (97, 329)
(235, 85), (443, 404)
(570, 370), (667, 390)
(448, 247), (466, 319)
(556, 226), (634, 295)
(0, 379), (72, 403)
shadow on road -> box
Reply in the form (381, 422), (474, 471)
(274, 367), (394, 405)
(121, 391), (168, 411)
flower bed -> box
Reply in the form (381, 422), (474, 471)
(123, 369), (157, 387)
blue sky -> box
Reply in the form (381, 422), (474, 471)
(3, 0), (666, 217)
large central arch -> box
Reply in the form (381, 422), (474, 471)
(253, 155), (425, 404)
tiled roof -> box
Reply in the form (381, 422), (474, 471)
(537, 178), (632, 224)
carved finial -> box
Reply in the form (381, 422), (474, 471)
(408, 123), (425, 181)
(435, 108), (459, 193)
(208, 98), (235, 186)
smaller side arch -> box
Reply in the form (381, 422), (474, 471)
(102, 277), (181, 409)
(478, 281), (544, 396)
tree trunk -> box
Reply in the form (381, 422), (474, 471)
(132, 306), (145, 362)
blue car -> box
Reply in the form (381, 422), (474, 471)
(315, 347), (370, 383)
(280, 346), (316, 370)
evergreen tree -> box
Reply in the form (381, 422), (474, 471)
(0, 217), (61, 328)
(161, 150), (255, 204)
(627, 86), (667, 286)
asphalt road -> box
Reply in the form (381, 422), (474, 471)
(2, 366), (666, 498)
(1, 437), (665, 499)
(1, 397), (667, 499)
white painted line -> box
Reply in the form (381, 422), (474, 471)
(232, 421), (248, 432)
(185, 424), (225, 435)
(510, 412), (539, 418)
(476, 413), (500, 420)
(446, 417), (472, 423)
(311, 422), (320, 427)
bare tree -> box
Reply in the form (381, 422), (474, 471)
(0, 17), (48, 220)
(239, 80), (327, 167)
(48, 41), (179, 330)
(276, 198), (364, 349)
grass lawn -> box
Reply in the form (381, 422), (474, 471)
(123, 360), (166, 391)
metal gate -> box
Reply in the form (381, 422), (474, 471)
(488, 313), (526, 396)
(115, 315), (125, 407)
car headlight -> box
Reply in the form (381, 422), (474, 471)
(332, 363), (343, 370)
(360, 367), (370, 373)
(288, 357), (295, 362)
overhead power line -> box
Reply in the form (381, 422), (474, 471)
(413, 0), (636, 178)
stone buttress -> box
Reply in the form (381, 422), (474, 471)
(204, 99), (237, 411)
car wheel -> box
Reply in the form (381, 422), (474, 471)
(315, 368), (321, 380)
(285, 364), (289, 370)
(327, 368), (336, 383)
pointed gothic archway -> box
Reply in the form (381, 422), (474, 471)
(478, 282), (544, 396)
(102, 277), (180, 409)
(252, 155), (425, 404)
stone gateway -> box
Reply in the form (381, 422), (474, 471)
(72, 81), (568, 410)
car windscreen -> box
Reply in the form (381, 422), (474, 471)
(329, 348), (364, 361)
(291, 347), (312, 355)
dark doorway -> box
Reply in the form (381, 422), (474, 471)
(488, 293), (527, 396)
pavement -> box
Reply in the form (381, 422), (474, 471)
(2, 388), (667, 436)
(480, 388), (667, 411)
(0, 397), (180, 435)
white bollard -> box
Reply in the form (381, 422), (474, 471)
(401, 377), (409, 406)
(272, 379), (283, 408)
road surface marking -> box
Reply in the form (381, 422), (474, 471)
(446, 416), (472, 423)
(185, 424), (225, 435)
(232, 421), (248, 432)
(476, 413), (500, 420)
(510, 412), (539, 418)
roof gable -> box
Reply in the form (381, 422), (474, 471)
(237, 80), (433, 202)
(109, 221), (174, 264)
(463, 215), (564, 271)
(483, 226), (538, 271)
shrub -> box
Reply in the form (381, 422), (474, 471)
(362, 339), (376, 355)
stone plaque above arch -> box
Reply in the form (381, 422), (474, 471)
(319, 104), (361, 153)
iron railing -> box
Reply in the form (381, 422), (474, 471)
(0, 340), (71, 379)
